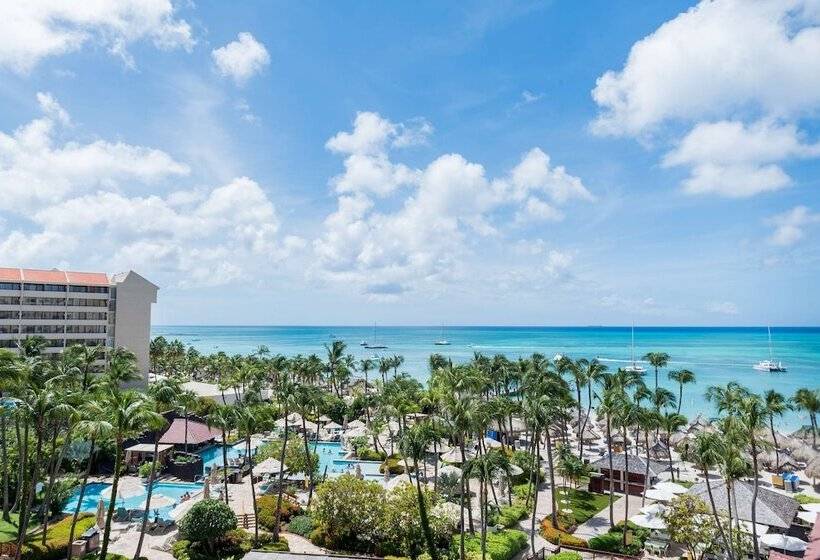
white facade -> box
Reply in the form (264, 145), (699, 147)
(0, 267), (158, 381)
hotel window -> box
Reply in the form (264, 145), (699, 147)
(21, 325), (64, 334)
(0, 283), (20, 290)
(22, 297), (65, 306)
(24, 283), (66, 292)
(66, 312), (106, 321)
(0, 325), (17, 334)
(0, 341), (17, 348)
(0, 311), (18, 319)
(66, 325), (106, 334)
(69, 285), (109, 294)
(21, 311), (65, 320)
(0, 297), (19, 305)
(67, 298), (107, 307)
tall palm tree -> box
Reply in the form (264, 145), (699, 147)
(359, 358), (374, 426)
(660, 412), (687, 482)
(739, 394), (766, 560)
(399, 422), (439, 560)
(272, 377), (297, 542)
(99, 389), (162, 560)
(763, 390), (790, 470)
(205, 405), (236, 504)
(134, 379), (180, 560)
(66, 402), (113, 559)
(236, 404), (272, 545)
(668, 369), (695, 414)
(792, 388), (819, 448)
(692, 432), (734, 560)
(177, 389), (198, 453)
(295, 383), (322, 506)
(614, 398), (640, 548)
(0, 349), (19, 522)
(464, 449), (509, 560)
(642, 352), (670, 391)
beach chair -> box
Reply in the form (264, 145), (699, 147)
(771, 474), (784, 489)
(114, 507), (128, 521)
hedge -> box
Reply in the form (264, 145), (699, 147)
(491, 505), (528, 528)
(286, 515), (314, 537)
(22, 513), (96, 560)
(357, 449), (386, 461)
(453, 529), (528, 560)
(587, 522), (648, 556)
(539, 518), (587, 548)
(257, 495), (301, 531)
(379, 456), (406, 475)
(172, 530), (288, 560)
(549, 552), (582, 560)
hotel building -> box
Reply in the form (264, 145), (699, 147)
(0, 268), (158, 380)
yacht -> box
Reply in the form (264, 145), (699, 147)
(754, 326), (786, 372)
(434, 324), (451, 346)
(624, 323), (646, 373)
(363, 322), (388, 350)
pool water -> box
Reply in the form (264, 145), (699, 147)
(64, 481), (203, 519)
(312, 441), (382, 479)
(199, 442), (256, 471)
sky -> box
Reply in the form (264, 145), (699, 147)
(0, 0), (819, 326)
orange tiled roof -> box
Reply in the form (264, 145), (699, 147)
(0, 268), (111, 286)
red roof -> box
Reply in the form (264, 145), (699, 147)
(769, 551), (793, 560)
(159, 418), (222, 445)
(811, 513), (820, 542)
(0, 268), (22, 282)
(0, 268), (111, 286)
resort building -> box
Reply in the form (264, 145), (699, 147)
(687, 480), (800, 533)
(588, 453), (669, 495)
(0, 267), (157, 380)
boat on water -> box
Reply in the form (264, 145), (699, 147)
(623, 323), (646, 373)
(753, 326), (786, 372)
(363, 322), (388, 350)
(434, 324), (450, 346)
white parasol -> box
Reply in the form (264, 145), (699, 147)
(760, 534), (807, 552)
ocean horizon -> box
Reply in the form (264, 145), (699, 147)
(152, 325), (819, 431)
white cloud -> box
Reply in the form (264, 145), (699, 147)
(591, 0), (820, 199)
(663, 120), (820, 197)
(707, 301), (739, 315)
(591, 0), (820, 137)
(0, 94), (189, 214)
(521, 90), (543, 104)
(766, 205), (820, 246)
(313, 112), (593, 296)
(0, 0), (194, 73)
(211, 32), (270, 85)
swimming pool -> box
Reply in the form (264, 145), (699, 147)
(198, 442), (256, 471)
(312, 441), (383, 479)
(63, 481), (203, 519)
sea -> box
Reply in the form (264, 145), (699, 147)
(151, 325), (820, 431)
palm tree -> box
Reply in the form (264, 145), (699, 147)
(236, 404), (272, 545)
(205, 405), (236, 504)
(763, 390), (790, 470)
(739, 394), (766, 560)
(668, 369), (695, 414)
(359, 358), (374, 426)
(177, 389), (198, 453)
(0, 349), (19, 522)
(66, 402), (113, 560)
(99, 389), (162, 560)
(464, 449), (509, 560)
(134, 379), (180, 560)
(692, 432), (734, 560)
(614, 398), (640, 548)
(399, 423), (439, 560)
(642, 352), (669, 391)
(792, 388), (819, 448)
(660, 412), (687, 482)
(294, 383), (322, 506)
(272, 377), (297, 542)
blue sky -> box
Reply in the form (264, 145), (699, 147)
(0, 0), (818, 326)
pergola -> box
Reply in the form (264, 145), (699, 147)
(124, 443), (174, 467)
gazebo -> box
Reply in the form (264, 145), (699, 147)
(124, 443), (174, 468)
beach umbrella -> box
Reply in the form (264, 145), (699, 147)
(645, 488), (676, 502)
(760, 534), (807, 552)
(629, 513), (666, 530)
(640, 503), (667, 516)
(96, 498), (106, 529)
(798, 511), (818, 524)
(801, 503), (820, 513)
(653, 481), (687, 494)
(138, 494), (175, 509)
(203, 479), (210, 500)
(441, 448), (474, 464)
(507, 464), (524, 477)
(479, 437), (503, 449)
(318, 415), (332, 423)
(101, 477), (144, 501)
(790, 445), (816, 463)
(347, 419), (365, 430)
(426, 439), (452, 454)
(759, 450), (779, 469)
(805, 459), (820, 480)
(439, 464), (462, 478)
(255, 457), (285, 475)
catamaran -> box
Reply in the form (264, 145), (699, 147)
(753, 326), (786, 372)
(624, 323), (646, 373)
(434, 324), (451, 346)
(364, 322), (388, 350)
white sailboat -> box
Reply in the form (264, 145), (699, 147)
(753, 326), (786, 372)
(624, 323), (646, 373)
(434, 324), (451, 346)
(364, 322), (387, 350)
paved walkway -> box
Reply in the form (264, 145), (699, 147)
(573, 494), (652, 540)
(282, 532), (325, 553)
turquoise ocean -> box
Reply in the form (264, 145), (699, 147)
(152, 326), (819, 431)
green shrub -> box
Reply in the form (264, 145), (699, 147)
(171, 540), (191, 560)
(796, 493), (820, 505)
(357, 448), (386, 461)
(539, 517), (587, 548)
(138, 462), (153, 478)
(452, 529), (528, 560)
(178, 499), (237, 550)
(380, 456), (406, 475)
(21, 513), (96, 560)
(256, 495), (301, 531)
(286, 515), (314, 537)
(588, 523), (648, 556)
(549, 552), (582, 560)
(490, 505), (528, 528)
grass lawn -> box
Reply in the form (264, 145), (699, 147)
(796, 493), (820, 505)
(0, 514), (21, 543)
(554, 487), (611, 525)
(676, 480), (695, 489)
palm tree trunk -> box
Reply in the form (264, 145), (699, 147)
(622, 425), (629, 549)
(11, 419), (23, 513)
(248, 438), (260, 545)
(529, 431), (541, 554)
(459, 441), (475, 533)
(606, 414), (614, 528)
(725, 483), (735, 560)
(15, 423), (44, 560)
(702, 465), (732, 560)
(300, 416), (315, 507)
(67, 439), (96, 560)
(677, 383), (683, 415)
(0, 390), (8, 522)
(184, 411), (189, 454)
(221, 428), (229, 504)
(642, 431), (650, 506)
(667, 430), (675, 482)
(770, 417), (780, 471)
(459, 443), (466, 560)
(99, 438), (123, 560)
(40, 426), (61, 544)
(750, 440), (760, 559)
(134, 435), (161, 560)
(272, 415), (289, 541)
(480, 477), (487, 560)
(544, 430), (557, 528)
(402, 454), (438, 560)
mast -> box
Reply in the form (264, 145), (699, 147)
(768, 325), (773, 362)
